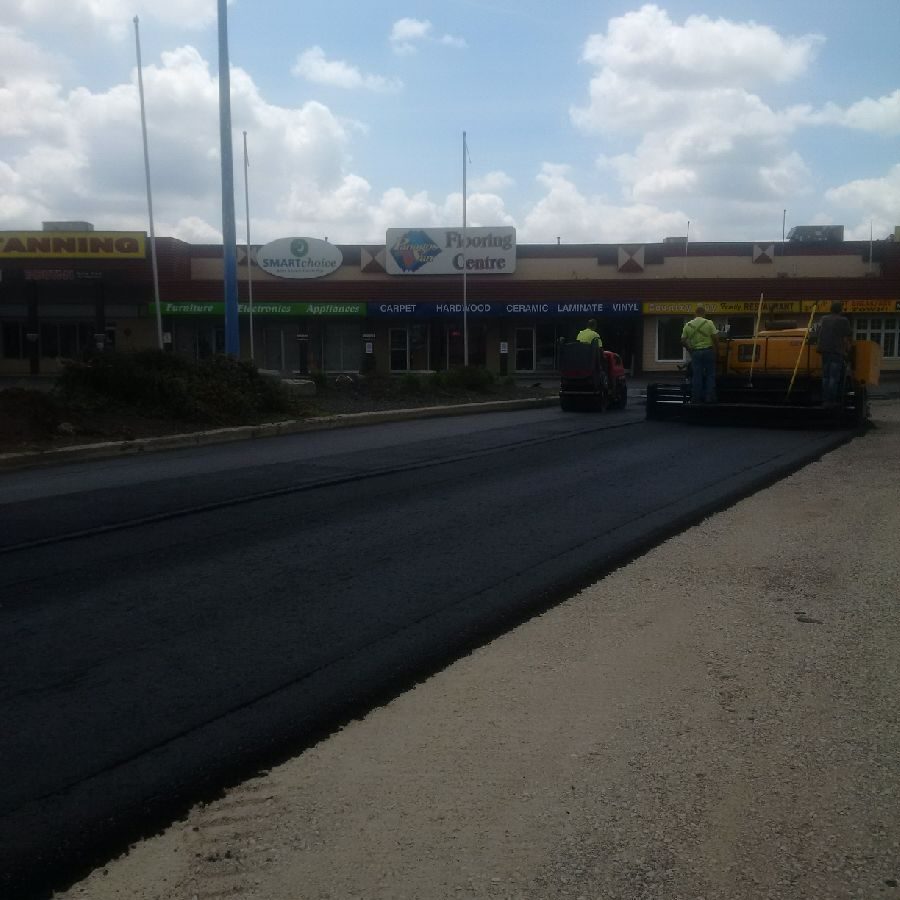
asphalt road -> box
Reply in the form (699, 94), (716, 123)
(0, 405), (854, 897)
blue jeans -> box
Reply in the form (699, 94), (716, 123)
(821, 352), (846, 406)
(690, 347), (716, 403)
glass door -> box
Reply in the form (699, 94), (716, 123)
(262, 325), (284, 372)
(389, 328), (409, 371)
(323, 322), (361, 372)
(515, 327), (535, 371)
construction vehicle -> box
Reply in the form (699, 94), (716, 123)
(646, 325), (881, 427)
(558, 340), (628, 411)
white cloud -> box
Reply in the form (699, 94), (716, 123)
(566, 4), (835, 237)
(579, 4), (821, 93)
(790, 90), (900, 135)
(470, 170), (514, 192)
(825, 164), (900, 239)
(0, 42), (372, 238)
(291, 47), (402, 92)
(520, 163), (688, 243)
(0, 26), (64, 84)
(6, 0), (217, 37)
(389, 18), (466, 55)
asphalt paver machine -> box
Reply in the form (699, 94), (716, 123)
(646, 324), (881, 427)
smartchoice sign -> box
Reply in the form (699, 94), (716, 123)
(257, 237), (342, 279)
(367, 301), (641, 318)
(386, 227), (516, 275)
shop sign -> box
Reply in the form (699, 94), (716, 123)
(645, 299), (900, 315)
(835, 300), (900, 313)
(386, 227), (516, 275)
(151, 301), (363, 317)
(367, 301), (640, 318)
(24, 269), (75, 281)
(0, 231), (146, 259)
(257, 237), (342, 279)
(644, 301), (801, 315)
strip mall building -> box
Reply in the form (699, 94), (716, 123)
(2, 224), (899, 378)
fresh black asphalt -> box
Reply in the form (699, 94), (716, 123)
(0, 406), (855, 897)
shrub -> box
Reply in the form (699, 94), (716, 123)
(0, 387), (62, 439)
(56, 350), (292, 424)
(444, 365), (495, 392)
(400, 373), (422, 394)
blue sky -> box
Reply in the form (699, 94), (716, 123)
(2, 1), (898, 245)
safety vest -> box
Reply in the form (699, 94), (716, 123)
(682, 317), (716, 350)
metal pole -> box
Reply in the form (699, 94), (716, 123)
(217, 0), (239, 357)
(462, 131), (468, 367)
(243, 130), (253, 360)
(869, 221), (873, 273)
(787, 302), (819, 399)
(748, 292), (765, 386)
(683, 220), (690, 276)
(133, 17), (163, 351)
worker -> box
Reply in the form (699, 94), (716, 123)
(576, 318), (603, 347)
(681, 306), (720, 403)
(816, 301), (852, 407)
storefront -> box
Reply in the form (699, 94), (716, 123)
(0, 230), (149, 374)
(641, 299), (900, 373)
(4, 226), (899, 378)
(367, 301), (641, 376)
(154, 300), (367, 374)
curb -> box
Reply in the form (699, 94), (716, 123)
(0, 396), (559, 472)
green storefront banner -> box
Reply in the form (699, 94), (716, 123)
(149, 301), (364, 317)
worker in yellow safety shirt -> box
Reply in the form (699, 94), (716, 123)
(681, 306), (720, 403)
(576, 318), (603, 347)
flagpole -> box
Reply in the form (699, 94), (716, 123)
(462, 130), (468, 367)
(217, 0), (240, 357)
(133, 17), (163, 351)
(683, 220), (690, 276)
(869, 220), (873, 273)
(243, 130), (254, 360)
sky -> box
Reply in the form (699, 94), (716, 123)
(1, 0), (898, 246)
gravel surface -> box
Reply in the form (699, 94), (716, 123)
(54, 402), (900, 900)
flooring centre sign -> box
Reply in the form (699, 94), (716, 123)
(257, 237), (342, 279)
(386, 227), (516, 275)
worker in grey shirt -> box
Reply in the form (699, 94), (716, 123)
(816, 301), (852, 407)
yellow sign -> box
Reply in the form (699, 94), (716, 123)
(643, 301), (801, 315)
(840, 299), (900, 313)
(645, 299), (900, 316)
(0, 231), (146, 259)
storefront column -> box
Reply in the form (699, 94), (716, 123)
(94, 282), (106, 352)
(296, 319), (309, 375)
(26, 280), (39, 375)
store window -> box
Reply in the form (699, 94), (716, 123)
(855, 317), (898, 359)
(323, 322), (361, 372)
(36, 322), (99, 359)
(433, 322), (486, 370)
(2, 322), (24, 359)
(656, 317), (686, 361)
(389, 325), (432, 371)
